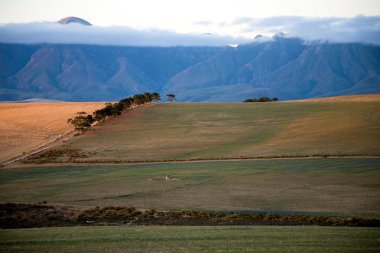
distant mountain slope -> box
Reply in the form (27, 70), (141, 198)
(1, 44), (220, 101)
(166, 38), (380, 100)
(0, 39), (379, 101)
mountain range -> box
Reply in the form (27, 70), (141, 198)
(1, 37), (379, 101)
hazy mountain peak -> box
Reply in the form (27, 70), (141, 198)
(58, 17), (92, 26)
(273, 32), (286, 39)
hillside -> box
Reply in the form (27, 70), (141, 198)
(24, 98), (380, 164)
(1, 38), (379, 102)
(0, 102), (104, 163)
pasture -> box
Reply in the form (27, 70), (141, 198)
(1, 226), (379, 253)
(0, 102), (104, 163)
(1, 158), (379, 217)
(30, 99), (380, 163)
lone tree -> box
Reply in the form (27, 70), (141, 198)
(166, 94), (176, 102)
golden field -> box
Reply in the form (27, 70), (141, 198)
(0, 102), (104, 163)
(294, 94), (380, 102)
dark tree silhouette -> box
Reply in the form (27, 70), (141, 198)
(166, 94), (176, 102)
(70, 92), (161, 133)
(243, 97), (280, 103)
(151, 92), (161, 102)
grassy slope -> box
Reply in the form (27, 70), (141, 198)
(1, 159), (379, 217)
(46, 101), (380, 163)
(1, 226), (379, 253)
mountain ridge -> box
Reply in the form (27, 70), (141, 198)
(1, 38), (379, 101)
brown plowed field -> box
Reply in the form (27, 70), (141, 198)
(0, 102), (104, 163)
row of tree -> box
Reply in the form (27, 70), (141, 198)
(243, 97), (279, 103)
(68, 92), (161, 132)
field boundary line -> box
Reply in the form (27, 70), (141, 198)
(6, 154), (380, 168)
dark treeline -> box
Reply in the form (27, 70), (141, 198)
(68, 92), (160, 132)
(244, 97), (279, 103)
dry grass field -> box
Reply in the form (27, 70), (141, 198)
(29, 98), (380, 163)
(0, 102), (104, 163)
(294, 94), (380, 102)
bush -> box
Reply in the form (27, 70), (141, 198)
(243, 97), (280, 103)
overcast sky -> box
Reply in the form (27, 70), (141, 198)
(0, 0), (379, 46)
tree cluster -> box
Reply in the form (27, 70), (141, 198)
(243, 97), (279, 103)
(68, 92), (160, 133)
(166, 94), (176, 102)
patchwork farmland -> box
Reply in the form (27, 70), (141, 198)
(1, 95), (380, 252)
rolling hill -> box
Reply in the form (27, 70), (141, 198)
(22, 95), (380, 164)
(1, 38), (379, 101)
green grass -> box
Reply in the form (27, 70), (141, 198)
(1, 226), (379, 253)
(37, 101), (380, 163)
(2, 158), (380, 217)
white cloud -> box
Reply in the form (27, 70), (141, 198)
(229, 15), (380, 44)
(0, 16), (379, 46)
(0, 22), (252, 47)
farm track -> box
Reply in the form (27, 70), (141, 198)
(6, 154), (380, 169)
(1, 131), (75, 166)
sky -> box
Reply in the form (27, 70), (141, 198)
(0, 0), (379, 46)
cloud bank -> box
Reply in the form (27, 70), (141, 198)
(0, 22), (250, 47)
(0, 16), (379, 46)
(229, 15), (380, 45)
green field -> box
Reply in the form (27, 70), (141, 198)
(1, 226), (379, 253)
(2, 158), (379, 217)
(25, 101), (380, 163)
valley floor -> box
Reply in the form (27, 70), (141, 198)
(1, 158), (379, 218)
